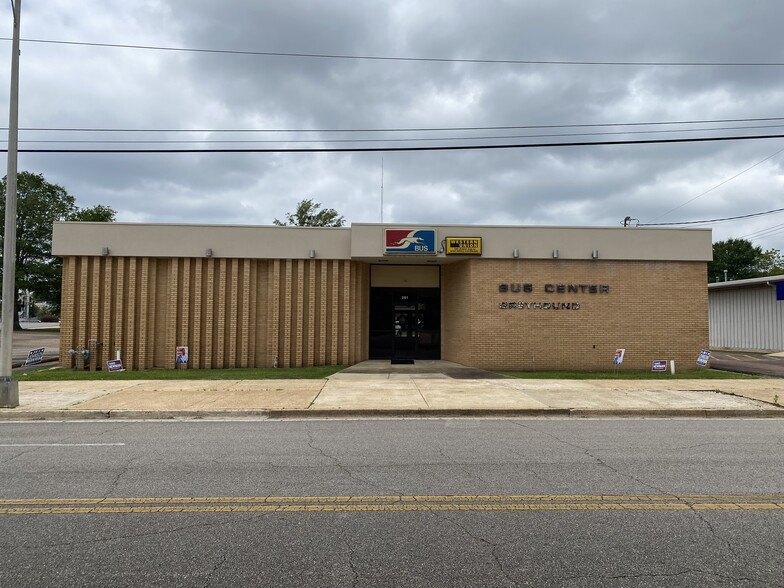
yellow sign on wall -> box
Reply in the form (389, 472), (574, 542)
(445, 237), (482, 255)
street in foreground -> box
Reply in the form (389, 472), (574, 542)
(0, 418), (782, 587)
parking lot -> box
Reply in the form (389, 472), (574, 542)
(710, 350), (784, 378)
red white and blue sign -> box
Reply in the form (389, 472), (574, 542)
(384, 229), (436, 254)
(651, 360), (668, 372)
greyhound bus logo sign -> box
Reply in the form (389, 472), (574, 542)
(384, 229), (436, 254)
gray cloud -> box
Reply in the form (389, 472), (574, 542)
(1, 0), (782, 252)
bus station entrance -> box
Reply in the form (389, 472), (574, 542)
(369, 287), (440, 360)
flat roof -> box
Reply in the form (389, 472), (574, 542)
(52, 222), (713, 262)
(709, 274), (784, 289)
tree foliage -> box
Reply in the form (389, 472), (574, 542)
(0, 172), (116, 327)
(708, 238), (784, 282)
(273, 198), (345, 227)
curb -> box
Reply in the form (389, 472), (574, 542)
(268, 408), (572, 419)
(0, 407), (782, 420)
(0, 409), (272, 420)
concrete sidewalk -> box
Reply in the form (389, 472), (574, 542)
(1, 369), (783, 419)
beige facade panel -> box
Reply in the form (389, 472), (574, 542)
(53, 222), (352, 260)
(53, 222), (711, 263)
(370, 265), (440, 288)
(60, 256), (368, 370)
(350, 224), (712, 261)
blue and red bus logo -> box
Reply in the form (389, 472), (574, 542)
(384, 229), (436, 254)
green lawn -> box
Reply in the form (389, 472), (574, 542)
(17, 365), (347, 381)
(17, 364), (758, 381)
(500, 369), (760, 380)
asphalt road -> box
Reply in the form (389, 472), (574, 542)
(0, 418), (782, 587)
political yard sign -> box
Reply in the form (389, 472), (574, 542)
(24, 347), (46, 366)
(384, 229), (436, 254)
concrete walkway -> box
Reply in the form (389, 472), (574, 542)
(1, 360), (783, 419)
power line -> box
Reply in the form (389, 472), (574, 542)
(640, 207), (784, 226)
(742, 221), (784, 240)
(5, 116), (784, 134)
(5, 37), (784, 67)
(4, 132), (784, 153)
(647, 145), (784, 223)
(7, 124), (784, 145)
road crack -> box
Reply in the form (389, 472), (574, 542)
(202, 552), (228, 588)
(305, 428), (399, 495)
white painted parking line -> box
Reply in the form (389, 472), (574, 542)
(727, 355), (743, 361)
(742, 355), (763, 361)
(0, 443), (125, 447)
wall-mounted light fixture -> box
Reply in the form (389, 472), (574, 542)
(205, 248), (213, 258)
(512, 249), (520, 258)
(309, 249), (316, 259)
(101, 247), (110, 256)
(591, 250), (599, 259)
(552, 249), (559, 259)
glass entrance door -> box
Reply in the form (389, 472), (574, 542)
(370, 288), (440, 360)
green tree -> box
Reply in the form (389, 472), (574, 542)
(273, 198), (345, 227)
(708, 238), (783, 282)
(0, 172), (116, 328)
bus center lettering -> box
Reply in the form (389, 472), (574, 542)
(499, 283), (610, 294)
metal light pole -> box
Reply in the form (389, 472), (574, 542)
(0, 0), (21, 407)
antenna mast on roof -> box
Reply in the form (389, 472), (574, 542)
(380, 157), (384, 223)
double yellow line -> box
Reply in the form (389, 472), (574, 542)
(0, 494), (783, 515)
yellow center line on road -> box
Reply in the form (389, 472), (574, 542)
(0, 495), (782, 515)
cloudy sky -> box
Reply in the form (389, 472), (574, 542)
(2, 0), (783, 252)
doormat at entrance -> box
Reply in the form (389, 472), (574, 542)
(391, 359), (415, 365)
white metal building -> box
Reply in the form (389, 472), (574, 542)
(709, 275), (784, 352)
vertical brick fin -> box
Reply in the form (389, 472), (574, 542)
(341, 260), (351, 365)
(203, 258), (214, 369)
(192, 259), (203, 369)
(59, 256), (77, 366)
(100, 257), (113, 369)
(269, 260), (280, 367)
(281, 259), (293, 367)
(88, 257), (101, 368)
(125, 258), (137, 370)
(227, 258), (239, 368)
(360, 262), (370, 361)
(249, 260), (262, 366)
(75, 257), (89, 351)
(179, 258), (191, 369)
(215, 258), (227, 368)
(349, 261), (367, 364)
(138, 258), (151, 369)
(317, 261), (328, 365)
(307, 260), (317, 366)
(239, 260), (251, 368)
(152, 260), (167, 367)
(113, 257), (125, 366)
(165, 258), (179, 370)
(329, 260), (340, 365)
(295, 260), (305, 367)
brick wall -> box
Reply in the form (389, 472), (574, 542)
(60, 257), (369, 370)
(60, 255), (706, 372)
(442, 258), (708, 371)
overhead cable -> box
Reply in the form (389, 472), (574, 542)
(5, 37), (784, 67)
(4, 132), (784, 153)
(640, 207), (784, 226)
(5, 116), (784, 134)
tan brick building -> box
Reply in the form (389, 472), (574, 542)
(52, 222), (711, 371)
